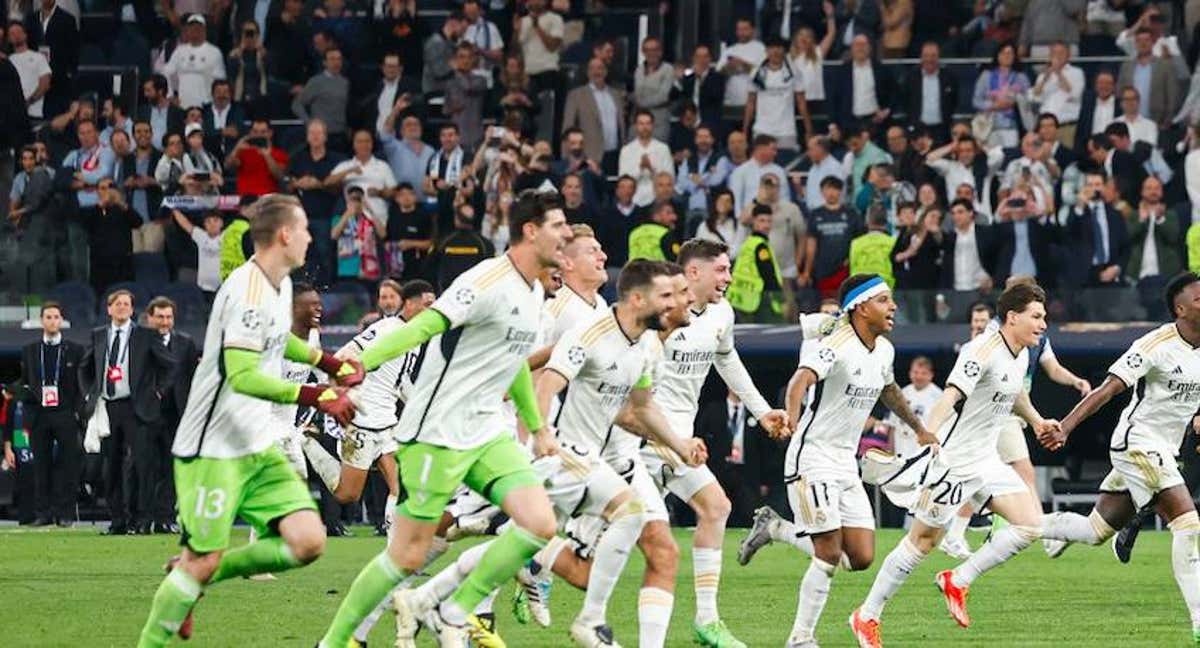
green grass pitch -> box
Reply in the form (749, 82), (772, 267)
(0, 526), (1193, 646)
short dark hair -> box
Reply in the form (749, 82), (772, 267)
(440, 123), (460, 135)
(562, 127), (583, 140)
(837, 274), (883, 312)
(401, 279), (436, 301)
(1037, 112), (1059, 128)
(1103, 122), (1130, 139)
(971, 301), (995, 317)
(752, 134), (777, 149)
(751, 204), (773, 217)
(211, 79), (230, 94)
(911, 355), (934, 370)
(1089, 133), (1112, 151)
(41, 301), (64, 317)
(819, 175), (844, 190)
(633, 108), (655, 123)
(293, 281), (317, 296)
(147, 296), (177, 315)
(661, 261), (683, 276)
(678, 239), (729, 267)
(509, 190), (564, 243)
(950, 198), (975, 213)
(148, 74), (169, 94)
(996, 283), (1046, 323)
(617, 259), (671, 301)
(1166, 272), (1200, 318)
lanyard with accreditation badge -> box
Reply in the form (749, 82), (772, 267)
(106, 329), (130, 389)
(40, 343), (62, 407)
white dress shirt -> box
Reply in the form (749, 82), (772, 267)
(1090, 96), (1116, 135)
(104, 320), (133, 401)
(1120, 114), (1159, 146)
(952, 224), (987, 291)
(920, 71), (942, 125)
(590, 83), (619, 152)
(719, 39), (766, 106)
(851, 62), (879, 117)
(617, 138), (673, 206)
(1034, 64), (1085, 123)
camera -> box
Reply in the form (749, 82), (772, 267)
(247, 137), (268, 148)
(1007, 198), (1026, 209)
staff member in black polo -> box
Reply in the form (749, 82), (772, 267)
(20, 302), (85, 527)
(146, 296), (199, 533)
(80, 289), (176, 535)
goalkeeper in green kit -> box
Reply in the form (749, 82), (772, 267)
(317, 191), (571, 648)
(138, 195), (364, 647)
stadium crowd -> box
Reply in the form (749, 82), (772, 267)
(4, 0), (1200, 530)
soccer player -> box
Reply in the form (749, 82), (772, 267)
(301, 279), (436, 525)
(1038, 271), (1200, 644)
(849, 282), (1059, 648)
(317, 190), (570, 648)
(137, 194), (363, 647)
(761, 274), (936, 647)
(274, 282), (325, 477)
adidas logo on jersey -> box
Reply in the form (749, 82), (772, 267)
(675, 332), (686, 341)
(1173, 366), (1184, 375)
(510, 306), (520, 315)
(1001, 374), (1009, 382)
(853, 368), (862, 376)
(606, 362), (618, 371)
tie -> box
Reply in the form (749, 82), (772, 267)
(1092, 207), (1107, 266)
(106, 330), (121, 397)
(728, 408), (740, 440)
(44, 342), (60, 386)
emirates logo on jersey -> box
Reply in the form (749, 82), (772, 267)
(1126, 353), (1144, 370)
(963, 360), (981, 378)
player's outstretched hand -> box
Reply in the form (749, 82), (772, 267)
(299, 384), (356, 427)
(1036, 419), (1066, 451)
(915, 428), (941, 456)
(760, 409), (790, 439)
(533, 428), (560, 458)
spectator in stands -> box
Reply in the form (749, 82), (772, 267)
(123, 121), (163, 248)
(163, 14), (226, 110)
(941, 198), (995, 301)
(729, 134), (791, 215)
(1113, 88), (1160, 150)
(904, 42), (956, 143)
(293, 46), (349, 150)
(6, 22), (50, 121)
(150, 297), (196, 533)
(225, 20), (268, 116)
(9, 145), (56, 289)
(855, 162), (896, 215)
(993, 184), (1054, 286)
(800, 175), (861, 298)
(561, 173), (594, 227)
(1127, 175), (1180, 318)
(1116, 6), (1188, 81)
(1030, 42), (1084, 147)
(842, 122), (892, 199)
(100, 100), (134, 148)
(888, 125), (933, 187)
(1018, 0), (1084, 59)
(789, 18), (834, 113)
(633, 36), (674, 142)
(1067, 171), (1129, 287)
(108, 130), (133, 186)
(422, 123), (467, 231)
(170, 209), (223, 298)
(744, 35), (811, 164)
(23, 0), (77, 118)
(1002, 132), (1057, 194)
(329, 129), (395, 228)
(181, 123), (223, 193)
(378, 105), (432, 203)
(371, 0), (420, 76)
(562, 57), (625, 175)
(515, 0), (564, 98)
(430, 200), (493, 291)
(423, 10), (464, 96)
(590, 38), (621, 88)
(200, 80), (243, 161)
(742, 172), (805, 299)
(972, 42), (1030, 148)
(834, 35), (894, 128)
(288, 118), (344, 283)
(552, 127), (604, 207)
(628, 200), (681, 262)
(20, 301), (84, 527)
(138, 74), (184, 151)
(1078, 70), (1118, 148)
(595, 174), (639, 267)
(154, 132), (185, 198)
(880, 0), (915, 58)
(801, 135), (843, 211)
(650, 170), (686, 229)
(1036, 113), (1078, 172)
(925, 133), (1003, 208)
(850, 205), (897, 286)
(83, 178), (142, 297)
(619, 109), (673, 207)
(80, 289), (175, 535)
(720, 18), (766, 124)
(1087, 130), (1145, 205)
(696, 187), (741, 250)
(461, 0), (502, 82)
(383, 183), (432, 280)
(892, 202), (944, 291)
(676, 125), (726, 219)
(62, 119), (115, 213)
(333, 186), (384, 282)
(223, 118), (287, 196)
(1118, 34), (1180, 132)
(444, 43), (488, 150)
(365, 53), (420, 137)
(497, 53), (537, 135)
(267, 0), (314, 92)
(672, 44), (726, 130)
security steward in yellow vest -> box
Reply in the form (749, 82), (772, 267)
(628, 202), (681, 261)
(849, 205), (897, 288)
(728, 204), (784, 322)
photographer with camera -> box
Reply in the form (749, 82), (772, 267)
(224, 119), (287, 195)
(1067, 171), (1129, 288)
(993, 184), (1055, 288)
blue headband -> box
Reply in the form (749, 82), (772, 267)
(842, 276), (888, 312)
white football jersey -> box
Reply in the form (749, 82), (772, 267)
(886, 383), (943, 459)
(939, 330), (1029, 470)
(545, 310), (657, 455)
(396, 255), (544, 450)
(174, 261), (294, 459)
(272, 328), (322, 438)
(345, 315), (422, 430)
(785, 323), (895, 480)
(542, 286), (608, 347)
(1108, 323), (1200, 455)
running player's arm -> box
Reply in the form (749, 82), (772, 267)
(784, 335), (842, 437)
(713, 317), (786, 431)
(1012, 390), (1057, 439)
(878, 383), (938, 448)
(527, 344), (553, 371)
(284, 333), (365, 385)
(1051, 337), (1156, 448)
(626, 380), (708, 466)
(1038, 339), (1092, 395)
(358, 309), (450, 370)
(508, 362), (545, 434)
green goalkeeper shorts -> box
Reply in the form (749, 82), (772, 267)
(175, 446), (316, 554)
(396, 434), (540, 522)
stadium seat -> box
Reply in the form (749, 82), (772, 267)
(161, 282), (210, 326)
(47, 281), (97, 328)
(321, 281), (373, 327)
(132, 253), (171, 286)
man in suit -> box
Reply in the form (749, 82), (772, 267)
(694, 391), (762, 527)
(359, 52), (424, 135)
(201, 80), (245, 161)
(905, 42), (957, 143)
(1075, 70), (1118, 152)
(670, 44), (726, 132)
(561, 57), (626, 175)
(137, 74), (185, 150)
(145, 296), (198, 533)
(1118, 28), (1182, 130)
(24, 0), (79, 119)
(832, 35), (894, 129)
(20, 301), (85, 527)
(992, 187), (1055, 287)
(1036, 113), (1078, 172)
(1066, 170), (1130, 287)
(940, 198), (997, 319)
(78, 289), (176, 535)
(1087, 131), (1145, 206)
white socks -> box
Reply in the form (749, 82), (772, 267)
(535, 535), (569, 577)
(790, 557), (835, 642)
(1170, 512), (1200, 629)
(693, 547), (722, 626)
(302, 436), (341, 492)
(384, 493), (397, 543)
(946, 512), (971, 542)
(862, 536), (927, 621)
(580, 501), (645, 623)
(770, 517), (815, 555)
(638, 586), (674, 648)
(951, 524), (1039, 587)
(1042, 511), (1113, 545)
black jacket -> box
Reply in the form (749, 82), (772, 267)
(79, 324), (177, 424)
(201, 102), (247, 158)
(1075, 90), (1114, 152)
(115, 149), (164, 218)
(358, 77), (424, 132)
(669, 69), (727, 129)
(904, 68), (958, 129)
(163, 331), (200, 419)
(24, 6), (79, 114)
(939, 225), (997, 290)
(135, 103), (186, 142)
(832, 61), (895, 127)
(1106, 149), (1148, 206)
(1067, 202), (1130, 281)
(21, 338), (86, 427)
(992, 219), (1056, 286)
